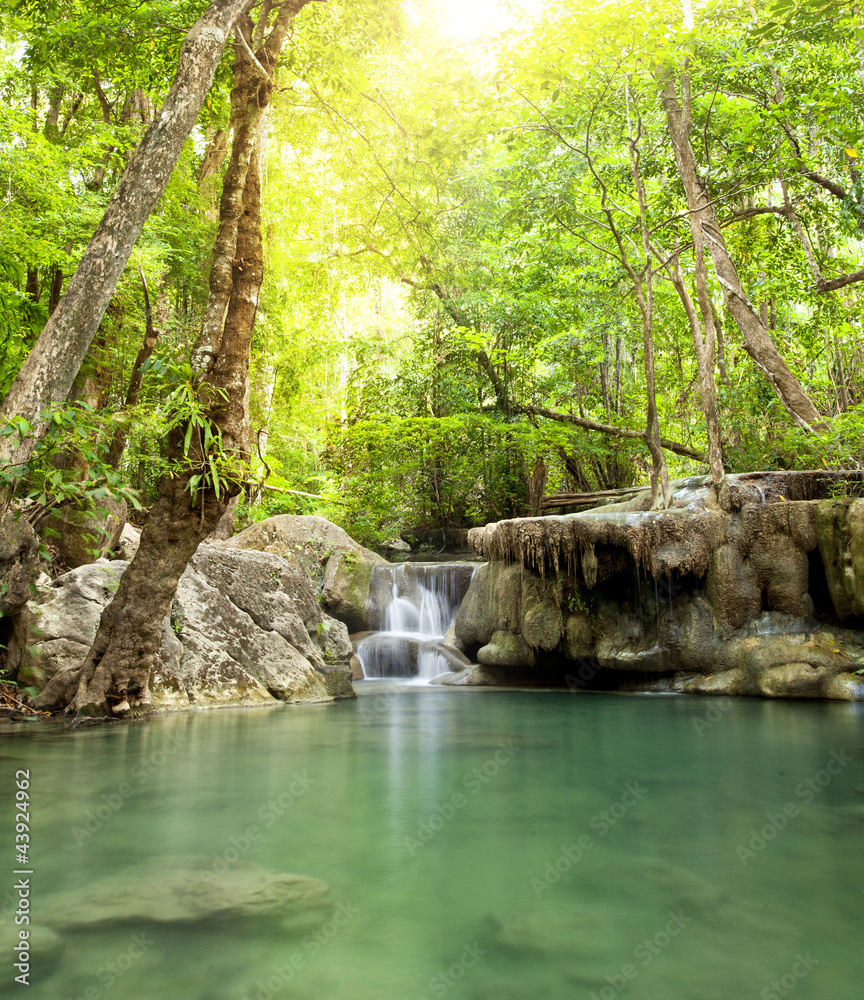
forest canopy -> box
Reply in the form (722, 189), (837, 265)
(1, 0), (862, 549)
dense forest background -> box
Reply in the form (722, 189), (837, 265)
(1, 0), (862, 551)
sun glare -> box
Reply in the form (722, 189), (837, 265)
(438, 0), (544, 42)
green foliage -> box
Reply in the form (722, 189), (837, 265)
(161, 361), (240, 502)
(0, 403), (142, 511)
(1, 0), (862, 552)
(327, 412), (617, 544)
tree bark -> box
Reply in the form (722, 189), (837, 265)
(0, 0), (257, 477)
(47, 136), (266, 718)
(107, 269), (161, 469)
(656, 74), (827, 432)
(193, 0), (308, 373)
(669, 260), (725, 486)
(47, 265), (64, 316)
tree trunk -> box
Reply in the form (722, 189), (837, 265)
(47, 265), (64, 316)
(34, 469), (228, 715)
(193, 0), (306, 374)
(669, 260), (725, 487)
(37, 3), (312, 717)
(107, 269), (161, 469)
(48, 138), (266, 718)
(25, 269), (39, 302)
(0, 0), (256, 478)
(656, 74), (827, 432)
(624, 101), (671, 509)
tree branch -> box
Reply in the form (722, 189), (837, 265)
(800, 169), (848, 201)
(513, 401), (705, 462)
(817, 269), (864, 293)
(234, 26), (270, 78)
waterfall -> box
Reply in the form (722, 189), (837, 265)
(357, 563), (476, 682)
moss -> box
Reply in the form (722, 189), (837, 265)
(816, 499), (864, 622)
(477, 630), (536, 668)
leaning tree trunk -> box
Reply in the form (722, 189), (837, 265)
(656, 74), (826, 432)
(669, 259), (725, 488)
(75, 151), (262, 716)
(42, 142), (265, 717)
(35, 3), (308, 716)
(0, 0), (256, 479)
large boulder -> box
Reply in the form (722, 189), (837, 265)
(0, 510), (40, 618)
(9, 543), (353, 711)
(171, 546), (348, 706)
(0, 922), (63, 965)
(112, 522), (141, 561)
(223, 514), (388, 632)
(8, 560), (130, 691)
(42, 498), (126, 568)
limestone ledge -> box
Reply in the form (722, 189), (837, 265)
(452, 473), (864, 701)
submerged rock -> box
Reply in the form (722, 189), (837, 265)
(45, 857), (331, 930)
(482, 902), (630, 961)
(0, 922), (64, 961)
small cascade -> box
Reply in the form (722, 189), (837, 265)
(357, 563), (476, 682)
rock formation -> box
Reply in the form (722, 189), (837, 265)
(9, 538), (355, 711)
(445, 473), (864, 700)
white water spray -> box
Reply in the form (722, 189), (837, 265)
(357, 564), (475, 682)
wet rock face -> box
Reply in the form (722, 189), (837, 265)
(816, 498), (864, 623)
(452, 476), (864, 700)
(0, 511), (40, 618)
(10, 544), (354, 710)
(477, 630), (536, 668)
(224, 514), (388, 633)
(317, 664), (357, 699)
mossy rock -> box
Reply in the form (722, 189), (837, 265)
(477, 629), (536, 668)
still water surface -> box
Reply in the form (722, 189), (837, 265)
(2, 688), (863, 999)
